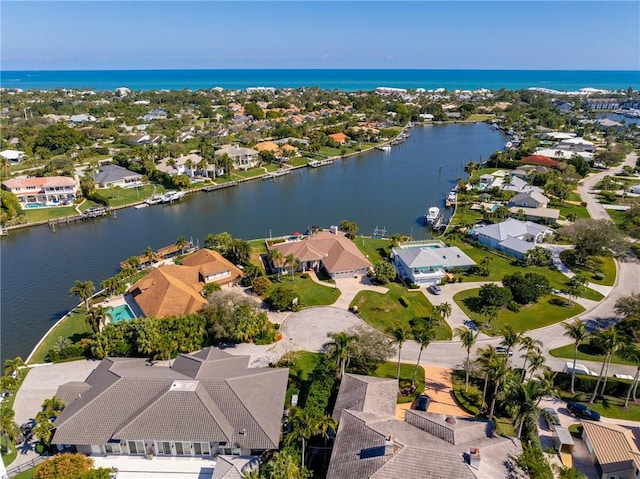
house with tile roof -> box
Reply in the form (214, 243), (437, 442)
(268, 230), (372, 279)
(520, 154), (560, 167)
(327, 374), (521, 479)
(581, 420), (640, 479)
(470, 218), (553, 259)
(93, 164), (144, 189)
(128, 248), (243, 318)
(328, 132), (349, 144)
(508, 191), (550, 209)
(215, 145), (259, 170)
(52, 348), (288, 459)
(391, 243), (476, 287)
(2, 175), (79, 207)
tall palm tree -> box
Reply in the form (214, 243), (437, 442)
(268, 248), (284, 279)
(313, 414), (337, 468)
(3, 356), (24, 377)
(618, 344), (640, 407)
(69, 280), (95, 311)
(323, 331), (355, 380)
(0, 405), (20, 454)
(436, 302), (452, 324)
(518, 336), (542, 381)
(455, 327), (478, 391)
(411, 326), (435, 389)
(590, 326), (621, 403)
(476, 345), (497, 411)
(388, 326), (410, 383)
(175, 236), (190, 254)
(503, 376), (547, 438)
(525, 349), (546, 380)
(100, 276), (120, 297)
(481, 305), (499, 329)
(562, 319), (588, 393)
(86, 305), (111, 334)
(500, 324), (522, 357)
(476, 347), (510, 421)
(285, 407), (315, 468)
(143, 246), (157, 264)
(284, 254), (300, 281)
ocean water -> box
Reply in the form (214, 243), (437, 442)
(1, 69), (638, 92)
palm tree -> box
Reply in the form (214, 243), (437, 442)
(618, 344), (640, 407)
(477, 346), (510, 420)
(143, 246), (157, 264)
(388, 326), (410, 382)
(313, 414), (337, 467)
(0, 405), (20, 454)
(436, 302), (452, 323)
(268, 248), (284, 279)
(69, 280), (95, 311)
(518, 336), (542, 381)
(481, 305), (499, 329)
(503, 377), (547, 438)
(285, 407), (315, 468)
(476, 345), (497, 411)
(100, 276), (120, 297)
(175, 236), (190, 254)
(562, 319), (588, 393)
(86, 305), (111, 333)
(455, 327), (478, 391)
(41, 396), (65, 419)
(3, 356), (24, 377)
(323, 331), (355, 380)
(284, 253), (300, 281)
(499, 324), (521, 357)
(590, 326), (621, 403)
(525, 349), (546, 380)
(411, 326), (435, 389)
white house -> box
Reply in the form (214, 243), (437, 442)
(471, 218), (553, 259)
(215, 145), (259, 171)
(391, 243), (476, 286)
(69, 114), (96, 125)
(0, 149), (25, 163)
(156, 153), (203, 177)
(2, 176), (79, 207)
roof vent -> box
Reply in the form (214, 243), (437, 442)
(445, 416), (457, 424)
(384, 435), (394, 456)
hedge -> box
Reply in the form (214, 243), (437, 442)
(554, 371), (632, 397)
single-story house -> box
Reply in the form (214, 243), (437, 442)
(328, 132), (349, 144)
(509, 207), (559, 225)
(0, 149), (25, 163)
(391, 243), (476, 286)
(268, 229), (372, 279)
(2, 175), (79, 207)
(93, 164), (143, 189)
(52, 348), (288, 459)
(557, 137), (595, 153)
(69, 114), (96, 125)
(511, 165), (550, 179)
(128, 248), (243, 318)
(215, 145), (259, 171)
(581, 420), (640, 479)
(520, 155), (560, 167)
(327, 373), (521, 479)
(470, 218), (553, 259)
(508, 191), (550, 209)
(129, 133), (151, 146)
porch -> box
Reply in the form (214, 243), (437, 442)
(91, 454), (216, 479)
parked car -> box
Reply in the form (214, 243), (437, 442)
(563, 362), (597, 377)
(543, 407), (561, 431)
(495, 346), (513, 357)
(614, 373), (634, 380)
(428, 284), (442, 295)
(413, 394), (430, 412)
(566, 402), (601, 421)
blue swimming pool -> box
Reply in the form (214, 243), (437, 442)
(108, 304), (136, 324)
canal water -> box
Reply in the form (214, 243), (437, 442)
(0, 123), (508, 362)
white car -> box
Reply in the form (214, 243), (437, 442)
(563, 362), (597, 376)
(614, 373), (635, 380)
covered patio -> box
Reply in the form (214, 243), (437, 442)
(92, 455), (216, 479)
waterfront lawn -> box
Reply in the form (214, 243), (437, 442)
(374, 361), (425, 404)
(350, 283), (452, 340)
(354, 236), (392, 264)
(28, 308), (93, 364)
(23, 206), (78, 223)
(454, 288), (585, 335)
(269, 274), (340, 307)
(465, 114), (495, 122)
(94, 184), (160, 208)
(248, 239), (269, 270)
(549, 343), (636, 366)
(233, 168), (268, 180)
(449, 204), (483, 228)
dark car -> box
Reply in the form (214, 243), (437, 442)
(567, 402), (601, 421)
(413, 394), (430, 412)
(543, 407), (561, 431)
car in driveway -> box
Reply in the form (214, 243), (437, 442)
(428, 284), (441, 295)
(412, 394), (430, 411)
(567, 402), (600, 421)
(543, 407), (561, 431)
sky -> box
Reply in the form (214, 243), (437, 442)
(1, 1), (639, 71)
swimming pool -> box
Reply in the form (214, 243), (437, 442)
(108, 304), (137, 324)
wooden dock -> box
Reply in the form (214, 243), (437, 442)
(48, 206), (112, 231)
(202, 181), (238, 192)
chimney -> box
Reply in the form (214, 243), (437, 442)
(384, 435), (394, 456)
(330, 225), (338, 235)
(469, 447), (480, 469)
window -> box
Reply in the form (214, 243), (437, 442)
(222, 447), (241, 456)
(174, 442), (191, 456)
(193, 442), (210, 456)
(156, 441), (171, 455)
(104, 443), (121, 454)
(127, 440), (145, 455)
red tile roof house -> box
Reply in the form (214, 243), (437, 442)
(519, 155), (560, 167)
(52, 348), (288, 460)
(268, 230), (372, 279)
(2, 175), (79, 207)
(328, 132), (349, 145)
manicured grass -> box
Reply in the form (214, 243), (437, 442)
(558, 393), (640, 421)
(549, 343), (636, 366)
(282, 351), (324, 406)
(96, 184), (161, 208)
(449, 204), (484, 228)
(445, 237), (603, 300)
(232, 168), (268, 179)
(350, 282), (452, 340)
(556, 203), (591, 220)
(28, 308), (93, 364)
(454, 288), (585, 336)
(23, 206), (78, 223)
(354, 236), (392, 265)
(374, 361), (425, 404)
(11, 468), (36, 479)
(607, 209), (626, 228)
(269, 275), (340, 308)
(567, 255), (617, 287)
(2, 440), (17, 466)
(466, 114), (495, 122)
(248, 239), (269, 270)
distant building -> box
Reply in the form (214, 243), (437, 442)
(69, 113), (96, 125)
(0, 149), (25, 163)
(508, 191), (550, 209)
(2, 176), (79, 207)
(520, 155), (560, 167)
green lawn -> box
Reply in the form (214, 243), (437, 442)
(454, 288), (585, 335)
(555, 202), (591, 220)
(23, 206), (78, 223)
(466, 114), (495, 122)
(95, 184), (163, 208)
(28, 308), (93, 364)
(558, 393), (640, 421)
(568, 255), (617, 287)
(2, 440), (17, 466)
(354, 236), (393, 265)
(549, 343), (636, 366)
(11, 468), (35, 479)
(374, 361), (425, 404)
(350, 282), (452, 340)
(268, 274), (341, 308)
(445, 237), (603, 300)
(607, 209), (626, 228)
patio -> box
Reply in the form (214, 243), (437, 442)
(91, 455), (216, 479)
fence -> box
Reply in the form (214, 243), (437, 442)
(6, 455), (47, 477)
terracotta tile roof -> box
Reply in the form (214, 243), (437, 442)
(329, 132), (349, 143)
(582, 420), (638, 474)
(181, 249), (243, 285)
(520, 155), (560, 167)
(254, 141), (279, 152)
(3, 175), (77, 190)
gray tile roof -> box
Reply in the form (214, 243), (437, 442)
(53, 348), (288, 450)
(393, 246), (476, 270)
(473, 218), (550, 242)
(93, 164), (142, 185)
(332, 374), (398, 422)
(212, 456), (260, 479)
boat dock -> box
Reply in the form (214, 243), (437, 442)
(308, 159), (333, 168)
(262, 170), (291, 180)
(201, 180), (238, 192)
(48, 206), (113, 231)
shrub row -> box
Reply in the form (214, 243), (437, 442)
(554, 371), (632, 397)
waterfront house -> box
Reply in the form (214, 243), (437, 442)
(581, 421), (640, 479)
(215, 145), (259, 171)
(156, 153), (203, 178)
(470, 218), (553, 259)
(0, 149), (25, 163)
(128, 248), (243, 318)
(52, 348), (288, 459)
(268, 229), (372, 279)
(93, 164), (144, 189)
(391, 242), (476, 286)
(327, 374), (521, 479)
(2, 175), (79, 207)
(519, 155), (560, 167)
(509, 207), (559, 225)
(508, 191), (549, 209)
(328, 132), (349, 145)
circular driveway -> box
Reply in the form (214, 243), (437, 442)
(281, 306), (371, 352)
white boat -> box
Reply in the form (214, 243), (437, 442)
(161, 190), (186, 203)
(376, 145), (391, 152)
(145, 194), (164, 205)
(424, 206), (440, 225)
(446, 191), (457, 206)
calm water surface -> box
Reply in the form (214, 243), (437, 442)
(0, 123), (508, 362)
